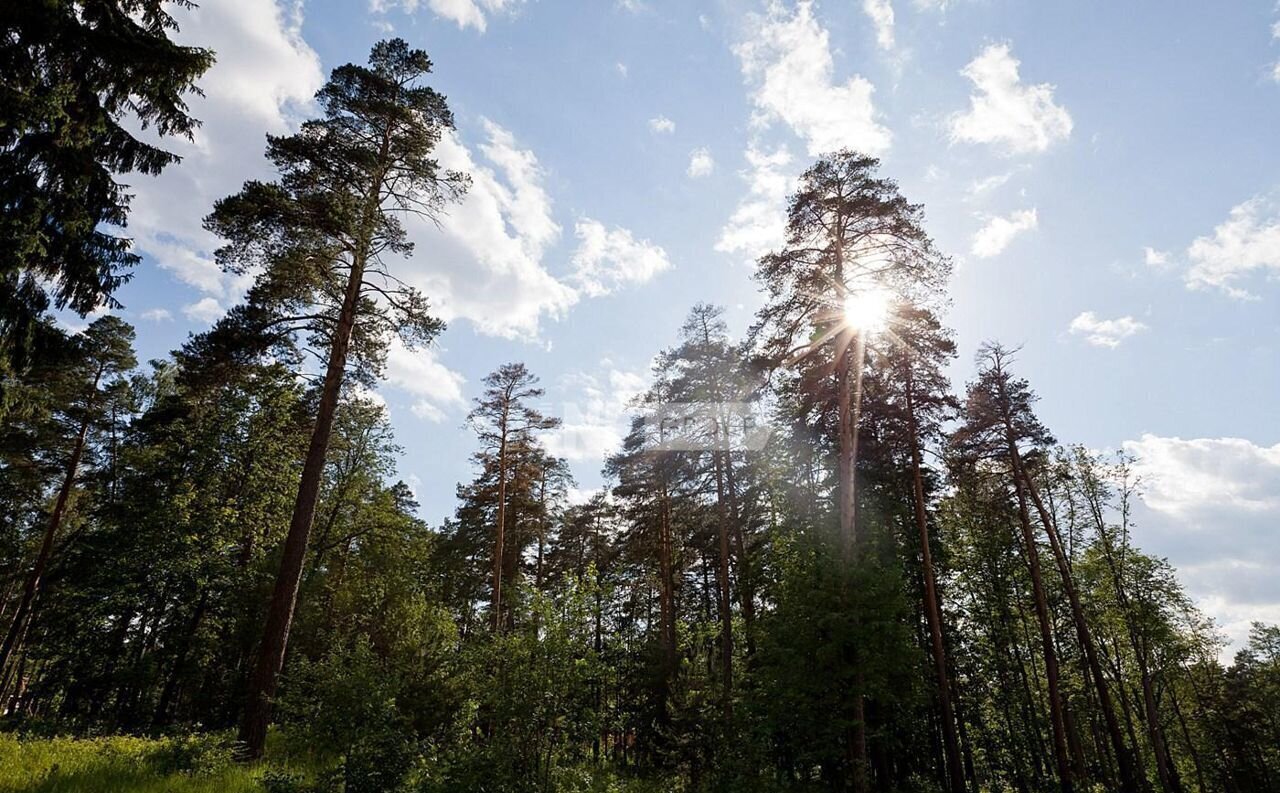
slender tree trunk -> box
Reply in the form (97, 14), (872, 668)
(238, 248), (367, 760)
(712, 445), (734, 718)
(0, 364), (102, 677)
(1012, 475), (1075, 793)
(154, 590), (210, 727)
(723, 450), (756, 658)
(1168, 683), (1209, 793)
(1088, 480), (1181, 793)
(491, 404), (511, 631)
(905, 368), (966, 793)
(837, 329), (869, 793)
(654, 475), (677, 732)
(1141, 663), (1182, 793)
(535, 472), (547, 592)
(836, 330), (865, 558)
(1009, 444), (1142, 793)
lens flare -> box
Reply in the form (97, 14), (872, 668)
(843, 288), (892, 333)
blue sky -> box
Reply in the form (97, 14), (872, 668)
(90, 0), (1280, 651)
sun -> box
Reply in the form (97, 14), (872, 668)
(843, 288), (892, 333)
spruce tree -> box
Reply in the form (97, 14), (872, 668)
(0, 0), (212, 372)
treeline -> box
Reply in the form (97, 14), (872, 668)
(2, 9), (1279, 793)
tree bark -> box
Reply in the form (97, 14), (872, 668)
(0, 363), (102, 678)
(238, 249), (366, 760)
(905, 367), (966, 793)
(836, 329), (869, 793)
(1012, 475), (1075, 793)
(1009, 446), (1143, 793)
(713, 444), (734, 718)
(491, 397), (512, 631)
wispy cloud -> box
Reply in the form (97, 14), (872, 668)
(862, 0), (895, 51)
(183, 297), (225, 325)
(369, 0), (521, 32)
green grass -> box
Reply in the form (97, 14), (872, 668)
(0, 732), (322, 793)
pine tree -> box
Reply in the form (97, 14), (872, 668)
(204, 38), (467, 758)
(0, 316), (136, 682)
(880, 306), (966, 793)
(752, 151), (950, 791)
(465, 363), (560, 631)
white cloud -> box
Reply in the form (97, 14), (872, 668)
(862, 0), (895, 51)
(1185, 197), (1280, 299)
(1068, 311), (1148, 348)
(139, 308), (173, 322)
(616, 62), (628, 78)
(399, 119), (578, 339)
(970, 208), (1038, 258)
(649, 115), (676, 134)
(735, 1), (891, 156)
(58, 305), (110, 335)
(1272, 17), (1280, 82)
(1143, 246), (1171, 269)
(369, 0), (520, 32)
(570, 220), (672, 297)
(545, 367), (647, 461)
(716, 145), (795, 259)
(949, 43), (1072, 155)
(687, 147), (715, 178)
(382, 337), (467, 422)
(350, 383), (388, 409)
(129, 0), (323, 301)
(1124, 435), (1280, 653)
(566, 486), (602, 506)
(183, 297), (225, 324)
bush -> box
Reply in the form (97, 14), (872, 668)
(146, 733), (236, 776)
(343, 731), (418, 793)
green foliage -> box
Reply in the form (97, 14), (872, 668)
(0, 0), (213, 372)
(0, 733), (257, 793)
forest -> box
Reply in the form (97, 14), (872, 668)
(2, 4), (1279, 793)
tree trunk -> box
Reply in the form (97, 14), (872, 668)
(713, 445), (734, 718)
(153, 590), (210, 728)
(836, 329), (869, 793)
(1168, 683), (1209, 793)
(238, 249), (366, 760)
(905, 367), (966, 793)
(723, 449), (756, 658)
(657, 482), (677, 692)
(1009, 445), (1142, 793)
(0, 363), (102, 678)
(1012, 475), (1075, 793)
(491, 401), (511, 631)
